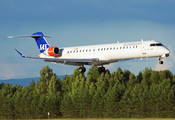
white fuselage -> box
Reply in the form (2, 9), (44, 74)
(38, 40), (170, 66)
(63, 41), (168, 59)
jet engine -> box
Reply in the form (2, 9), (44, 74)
(43, 46), (59, 56)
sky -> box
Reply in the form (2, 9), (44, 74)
(0, 0), (175, 79)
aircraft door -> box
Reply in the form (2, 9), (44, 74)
(92, 48), (96, 55)
(141, 44), (147, 54)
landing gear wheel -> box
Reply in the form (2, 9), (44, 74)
(79, 67), (86, 73)
(159, 61), (164, 64)
(98, 66), (105, 73)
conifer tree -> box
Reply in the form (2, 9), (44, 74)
(141, 67), (152, 87)
(87, 66), (100, 83)
(47, 75), (62, 118)
(159, 70), (173, 83)
(137, 71), (143, 83)
(104, 82), (119, 117)
(85, 75), (96, 117)
(150, 70), (160, 85)
(115, 67), (124, 84)
(39, 65), (55, 90)
(127, 73), (136, 87)
(123, 69), (131, 82)
(91, 73), (106, 117)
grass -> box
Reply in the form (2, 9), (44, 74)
(1, 118), (175, 120)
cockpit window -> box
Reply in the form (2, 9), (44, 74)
(150, 43), (163, 46)
(156, 43), (162, 46)
(150, 44), (156, 46)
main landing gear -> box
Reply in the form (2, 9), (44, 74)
(79, 66), (86, 73)
(98, 66), (106, 73)
(79, 66), (106, 73)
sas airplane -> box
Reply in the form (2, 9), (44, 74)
(8, 32), (170, 73)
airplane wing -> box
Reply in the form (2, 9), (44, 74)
(15, 49), (99, 66)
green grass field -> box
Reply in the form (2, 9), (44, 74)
(10, 119), (175, 120)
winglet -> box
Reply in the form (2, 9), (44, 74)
(15, 49), (27, 58)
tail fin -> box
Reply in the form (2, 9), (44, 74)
(32, 32), (51, 53)
(8, 32), (51, 53)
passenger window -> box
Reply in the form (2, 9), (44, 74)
(93, 49), (95, 51)
(67, 51), (69, 53)
(123, 47), (125, 49)
(113, 47), (115, 50)
(110, 47), (112, 50)
(73, 51), (75, 53)
(101, 48), (103, 51)
(79, 50), (81, 52)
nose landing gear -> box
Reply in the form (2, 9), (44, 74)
(159, 61), (164, 64)
(159, 57), (164, 64)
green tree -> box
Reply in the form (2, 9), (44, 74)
(123, 69), (131, 82)
(91, 73), (107, 117)
(137, 71), (143, 83)
(47, 75), (62, 118)
(150, 70), (160, 85)
(141, 67), (152, 87)
(87, 66), (100, 83)
(39, 65), (55, 91)
(159, 70), (173, 83)
(104, 82), (120, 117)
(85, 75), (96, 117)
(114, 67), (124, 84)
(127, 73), (136, 87)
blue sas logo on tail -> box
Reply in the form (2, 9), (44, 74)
(32, 32), (51, 53)
(39, 44), (49, 51)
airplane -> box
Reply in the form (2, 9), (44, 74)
(8, 32), (170, 73)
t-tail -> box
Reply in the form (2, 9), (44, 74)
(8, 32), (51, 53)
(8, 32), (60, 57)
(32, 32), (51, 53)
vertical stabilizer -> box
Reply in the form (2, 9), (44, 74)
(32, 32), (51, 53)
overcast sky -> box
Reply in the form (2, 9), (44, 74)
(0, 0), (175, 79)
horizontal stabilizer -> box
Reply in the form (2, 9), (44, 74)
(8, 35), (51, 38)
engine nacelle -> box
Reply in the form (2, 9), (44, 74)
(44, 46), (59, 56)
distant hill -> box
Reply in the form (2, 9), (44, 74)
(0, 75), (65, 86)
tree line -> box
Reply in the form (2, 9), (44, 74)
(0, 65), (175, 119)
